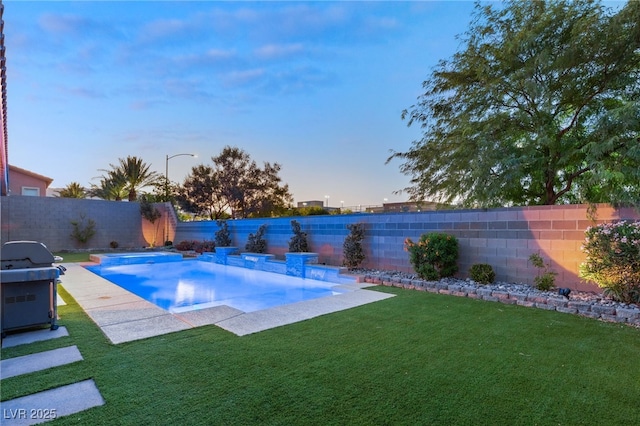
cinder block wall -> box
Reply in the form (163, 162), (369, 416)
(0, 196), (172, 251)
(2, 196), (638, 292)
(176, 204), (639, 292)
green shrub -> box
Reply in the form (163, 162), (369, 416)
(529, 253), (557, 291)
(175, 240), (198, 251)
(469, 263), (495, 284)
(404, 233), (458, 280)
(245, 225), (267, 253)
(579, 220), (640, 303)
(343, 223), (365, 269)
(288, 220), (309, 252)
(140, 196), (163, 247)
(175, 240), (216, 253)
(70, 213), (96, 245)
(215, 220), (232, 247)
(195, 240), (215, 254)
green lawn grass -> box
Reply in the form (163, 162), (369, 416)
(2, 286), (639, 425)
(53, 252), (92, 263)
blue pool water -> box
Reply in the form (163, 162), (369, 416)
(96, 252), (183, 266)
(85, 257), (347, 313)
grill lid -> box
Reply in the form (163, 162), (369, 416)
(1, 241), (55, 269)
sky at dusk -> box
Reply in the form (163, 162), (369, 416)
(6, 0), (482, 208)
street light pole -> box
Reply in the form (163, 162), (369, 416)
(165, 153), (196, 200)
(164, 153), (196, 243)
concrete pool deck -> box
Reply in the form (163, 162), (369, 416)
(60, 263), (395, 343)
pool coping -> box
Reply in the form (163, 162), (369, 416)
(59, 263), (395, 343)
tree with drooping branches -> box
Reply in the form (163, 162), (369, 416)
(389, 0), (640, 208)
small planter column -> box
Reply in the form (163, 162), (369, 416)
(285, 252), (319, 278)
(215, 247), (238, 265)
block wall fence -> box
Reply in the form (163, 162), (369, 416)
(176, 204), (640, 293)
(1, 196), (176, 251)
(2, 196), (638, 293)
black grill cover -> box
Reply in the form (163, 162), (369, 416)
(1, 241), (55, 270)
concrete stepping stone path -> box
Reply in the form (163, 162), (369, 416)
(1, 379), (104, 425)
(1, 322), (105, 424)
(1, 327), (69, 349)
(0, 346), (83, 380)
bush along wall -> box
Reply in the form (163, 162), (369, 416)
(404, 232), (458, 281)
(343, 223), (365, 269)
(245, 224), (268, 253)
(215, 220), (232, 247)
(288, 220), (309, 253)
(579, 220), (640, 303)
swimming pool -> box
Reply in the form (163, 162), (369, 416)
(85, 257), (350, 313)
(94, 252), (183, 266)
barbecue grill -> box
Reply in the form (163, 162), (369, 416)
(1, 241), (60, 337)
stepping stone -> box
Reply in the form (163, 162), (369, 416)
(1, 327), (69, 349)
(1, 346), (83, 380)
(0, 379), (104, 425)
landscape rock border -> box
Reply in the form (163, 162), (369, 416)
(358, 271), (640, 328)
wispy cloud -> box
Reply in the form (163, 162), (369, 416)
(263, 66), (336, 95)
(137, 18), (193, 44)
(56, 85), (107, 100)
(17, 3), (416, 109)
(222, 68), (266, 88)
(172, 48), (239, 69)
(254, 43), (305, 60)
(38, 13), (91, 34)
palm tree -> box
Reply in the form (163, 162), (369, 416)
(89, 169), (128, 201)
(113, 156), (159, 201)
(94, 156), (159, 201)
(56, 182), (86, 198)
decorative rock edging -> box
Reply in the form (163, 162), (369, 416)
(360, 272), (640, 328)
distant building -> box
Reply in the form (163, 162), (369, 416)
(366, 201), (444, 213)
(297, 200), (325, 208)
(8, 165), (53, 196)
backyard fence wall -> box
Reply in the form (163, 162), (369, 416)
(2, 196), (638, 292)
(175, 204), (640, 292)
(0, 196), (174, 251)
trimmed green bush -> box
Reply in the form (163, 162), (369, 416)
(579, 220), (640, 303)
(245, 225), (267, 253)
(70, 213), (96, 245)
(288, 220), (309, 252)
(215, 220), (232, 247)
(405, 233), (458, 280)
(469, 263), (495, 284)
(343, 223), (365, 269)
(529, 253), (557, 291)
